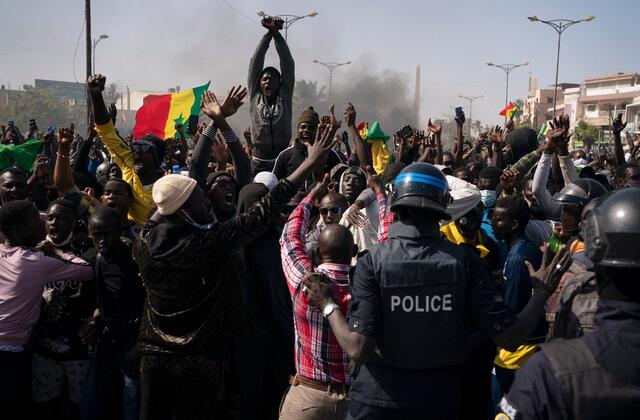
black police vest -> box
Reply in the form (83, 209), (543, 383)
(368, 237), (472, 370)
(542, 338), (640, 419)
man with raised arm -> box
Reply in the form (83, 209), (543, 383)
(248, 17), (295, 174)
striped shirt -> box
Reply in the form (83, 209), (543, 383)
(280, 196), (351, 384)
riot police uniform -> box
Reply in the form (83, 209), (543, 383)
(345, 163), (520, 419)
(501, 188), (640, 419)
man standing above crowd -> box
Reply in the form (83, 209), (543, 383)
(248, 16), (294, 174)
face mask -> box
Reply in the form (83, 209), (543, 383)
(181, 209), (214, 230)
(46, 231), (73, 248)
(480, 190), (496, 209)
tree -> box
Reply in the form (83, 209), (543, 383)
(573, 120), (599, 150)
(0, 88), (77, 134)
(104, 83), (122, 107)
(293, 80), (326, 121)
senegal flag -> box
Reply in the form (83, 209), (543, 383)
(499, 101), (518, 120)
(133, 82), (209, 140)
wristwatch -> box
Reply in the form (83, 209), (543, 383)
(322, 303), (338, 318)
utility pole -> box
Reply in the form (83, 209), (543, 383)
(312, 60), (351, 103)
(414, 65), (421, 127)
(85, 0), (92, 130)
(459, 95), (483, 137)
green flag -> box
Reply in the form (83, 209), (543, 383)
(0, 139), (42, 171)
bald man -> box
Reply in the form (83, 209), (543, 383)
(280, 188), (356, 420)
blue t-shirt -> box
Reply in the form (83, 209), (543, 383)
(501, 237), (545, 343)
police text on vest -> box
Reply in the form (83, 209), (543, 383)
(390, 294), (453, 312)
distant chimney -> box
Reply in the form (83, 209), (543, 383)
(176, 86), (181, 93)
(126, 86), (130, 111)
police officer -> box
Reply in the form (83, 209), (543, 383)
(500, 187), (640, 420)
(303, 163), (572, 419)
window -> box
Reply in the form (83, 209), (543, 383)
(547, 97), (553, 103)
(587, 104), (596, 112)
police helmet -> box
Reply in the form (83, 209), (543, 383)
(390, 163), (451, 219)
(95, 161), (112, 186)
(554, 178), (607, 209)
(583, 188), (640, 268)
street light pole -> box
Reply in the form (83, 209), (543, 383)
(486, 61), (529, 121)
(459, 95), (483, 136)
(85, 0), (91, 130)
(313, 60), (352, 103)
(92, 34), (109, 73)
(528, 15), (595, 116)
(256, 11), (318, 42)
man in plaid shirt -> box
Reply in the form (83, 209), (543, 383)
(279, 174), (354, 419)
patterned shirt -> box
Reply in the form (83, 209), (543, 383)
(280, 196), (351, 384)
(376, 192), (398, 243)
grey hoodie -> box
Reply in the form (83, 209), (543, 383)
(248, 32), (294, 161)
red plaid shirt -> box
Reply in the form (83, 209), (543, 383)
(280, 196), (351, 384)
(377, 192), (395, 242)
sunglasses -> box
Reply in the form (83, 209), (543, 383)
(132, 142), (156, 154)
(320, 206), (342, 216)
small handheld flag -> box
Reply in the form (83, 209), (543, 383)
(499, 101), (519, 121)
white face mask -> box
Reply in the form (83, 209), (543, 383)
(480, 190), (497, 208)
(181, 209), (214, 230)
(46, 231), (73, 248)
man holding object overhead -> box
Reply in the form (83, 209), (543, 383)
(248, 16), (295, 175)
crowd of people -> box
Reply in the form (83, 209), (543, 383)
(2, 17), (640, 420)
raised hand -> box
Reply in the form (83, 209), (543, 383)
(309, 173), (331, 201)
(243, 127), (252, 145)
(455, 110), (466, 127)
(87, 74), (106, 93)
(262, 17), (284, 31)
(201, 91), (224, 121)
(505, 119), (515, 134)
(213, 132), (230, 166)
(525, 243), (572, 296)
(488, 125), (504, 144)
(108, 103), (117, 123)
(612, 112), (627, 134)
(500, 169), (518, 194)
(328, 105), (342, 131)
(220, 85), (247, 118)
(344, 102), (357, 128)
(57, 127), (74, 147)
(307, 117), (336, 166)
(32, 154), (50, 179)
(427, 118), (442, 135)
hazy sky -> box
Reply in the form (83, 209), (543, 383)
(2, 0), (639, 127)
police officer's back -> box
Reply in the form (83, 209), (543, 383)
(302, 164), (569, 420)
(501, 188), (640, 420)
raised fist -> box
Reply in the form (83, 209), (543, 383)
(87, 74), (106, 93)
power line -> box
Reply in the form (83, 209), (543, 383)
(220, 0), (259, 24)
(72, 18), (85, 83)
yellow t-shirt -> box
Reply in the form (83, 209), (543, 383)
(440, 221), (490, 259)
(95, 121), (154, 226)
(494, 344), (538, 370)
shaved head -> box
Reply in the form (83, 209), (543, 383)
(317, 224), (354, 264)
